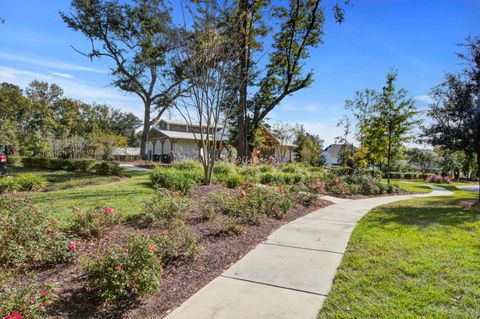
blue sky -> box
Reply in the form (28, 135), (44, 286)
(1, 0), (479, 145)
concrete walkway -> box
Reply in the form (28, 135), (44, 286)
(457, 185), (479, 193)
(165, 186), (452, 319)
(119, 164), (152, 172)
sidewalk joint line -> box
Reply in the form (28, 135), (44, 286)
(219, 275), (328, 297)
(261, 242), (344, 255)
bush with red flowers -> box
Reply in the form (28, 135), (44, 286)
(425, 174), (451, 184)
(85, 233), (162, 302)
(70, 205), (121, 238)
(0, 281), (54, 319)
(0, 197), (75, 269)
(152, 225), (201, 266)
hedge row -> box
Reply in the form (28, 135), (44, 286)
(386, 172), (434, 180)
(21, 157), (96, 172)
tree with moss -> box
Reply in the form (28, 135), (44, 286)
(61, 0), (183, 160)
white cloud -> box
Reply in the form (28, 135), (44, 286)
(0, 51), (107, 74)
(49, 71), (74, 79)
(415, 94), (433, 104)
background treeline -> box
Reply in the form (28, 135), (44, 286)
(0, 80), (141, 159)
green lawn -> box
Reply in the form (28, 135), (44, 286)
(23, 171), (154, 228)
(9, 166), (122, 191)
(319, 186), (480, 319)
(391, 180), (433, 193)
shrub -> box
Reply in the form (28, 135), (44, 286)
(14, 174), (47, 191)
(203, 185), (295, 225)
(0, 174), (47, 193)
(85, 233), (162, 302)
(329, 166), (353, 176)
(213, 161), (236, 176)
(67, 159), (96, 172)
(150, 167), (201, 194)
(71, 206), (121, 238)
(225, 173), (244, 189)
(95, 161), (122, 176)
(6, 156), (21, 167)
(175, 160), (203, 171)
(260, 172), (278, 184)
(257, 164), (274, 172)
(0, 198), (74, 268)
(20, 157), (96, 172)
(280, 163), (304, 174)
(425, 174), (451, 184)
(153, 225), (201, 265)
(143, 190), (192, 227)
(0, 281), (55, 319)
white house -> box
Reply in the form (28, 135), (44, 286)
(146, 119), (229, 162)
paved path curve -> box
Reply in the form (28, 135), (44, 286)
(165, 186), (452, 319)
(457, 185), (479, 193)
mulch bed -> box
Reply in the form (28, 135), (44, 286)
(22, 185), (332, 318)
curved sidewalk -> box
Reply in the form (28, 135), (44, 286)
(165, 186), (452, 319)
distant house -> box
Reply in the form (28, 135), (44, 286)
(322, 144), (356, 167)
(112, 147), (141, 162)
(252, 128), (296, 164)
(146, 119), (230, 162)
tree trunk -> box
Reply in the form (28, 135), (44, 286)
(386, 131), (392, 185)
(237, 0), (249, 162)
(477, 150), (480, 203)
(140, 101), (151, 160)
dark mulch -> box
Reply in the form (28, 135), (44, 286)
(25, 185), (332, 319)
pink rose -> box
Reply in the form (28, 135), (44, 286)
(68, 241), (77, 251)
(103, 207), (114, 214)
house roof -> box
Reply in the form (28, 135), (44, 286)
(323, 144), (356, 158)
(160, 119), (224, 129)
(152, 127), (229, 141)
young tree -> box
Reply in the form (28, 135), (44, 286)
(174, 1), (238, 184)
(423, 36), (480, 200)
(272, 121), (296, 162)
(293, 125), (325, 166)
(375, 72), (419, 184)
(408, 148), (435, 172)
(61, 0), (183, 159)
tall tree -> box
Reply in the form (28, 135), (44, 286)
(234, 0), (348, 160)
(423, 36), (480, 201)
(375, 71), (419, 184)
(61, 0), (183, 159)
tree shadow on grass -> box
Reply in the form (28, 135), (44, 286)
(370, 205), (480, 228)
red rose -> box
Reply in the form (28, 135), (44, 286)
(103, 207), (114, 214)
(115, 265), (121, 270)
(40, 290), (47, 295)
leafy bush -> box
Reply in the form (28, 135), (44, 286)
(95, 161), (122, 176)
(309, 175), (399, 196)
(6, 156), (21, 167)
(67, 159), (96, 172)
(257, 164), (274, 172)
(0, 281), (54, 319)
(150, 167), (201, 194)
(20, 157), (96, 172)
(260, 172), (278, 184)
(85, 233), (162, 302)
(175, 160), (203, 171)
(143, 190), (192, 227)
(202, 185), (294, 225)
(15, 174), (47, 191)
(213, 161), (236, 175)
(0, 198), (74, 268)
(153, 225), (201, 265)
(71, 206), (121, 238)
(328, 166), (354, 176)
(280, 163), (305, 174)
(425, 174), (451, 184)
(225, 173), (245, 189)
